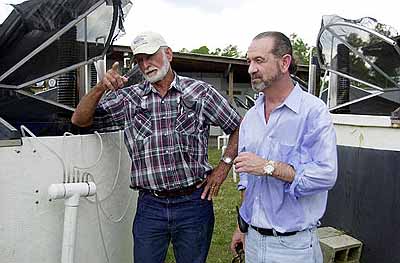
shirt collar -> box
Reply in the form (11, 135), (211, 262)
(254, 81), (302, 114)
(171, 73), (184, 93)
(282, 82), (302, 114)
(142, 71), (183, 95)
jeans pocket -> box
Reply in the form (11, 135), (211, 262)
(278, 230), (312, 250)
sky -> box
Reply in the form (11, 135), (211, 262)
(1, 0), (399, 54)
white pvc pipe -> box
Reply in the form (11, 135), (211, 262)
(48, 183), (96, 263)
(62, 194), (80, 263)
(49, 182), (96, 200)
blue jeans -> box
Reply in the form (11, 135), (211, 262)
(245, 227), (323, 263)
(132, 187), (214, 263)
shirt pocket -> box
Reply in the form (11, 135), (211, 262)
(273, 141), (299, 165)
(130, 109), (152, 140)
(175, 110), (198, 134)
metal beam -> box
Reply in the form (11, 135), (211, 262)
(15, 90), (75, 111)
(329, 91), (384, 112)
(322, 67), (385, 91)
(5, 55), (104, 90)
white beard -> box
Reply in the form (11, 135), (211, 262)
(143, 52), (170, 83)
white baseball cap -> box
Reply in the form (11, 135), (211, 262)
(130, 31), (168, 55)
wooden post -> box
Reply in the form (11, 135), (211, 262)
(228, 70), (234, 103)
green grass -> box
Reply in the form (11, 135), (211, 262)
(164, 147), (241, 263)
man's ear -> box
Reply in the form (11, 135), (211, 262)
(281, 54), (292, 73)
(165, 47), (173, 62)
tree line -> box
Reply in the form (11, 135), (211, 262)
(179, 34), (311, 65)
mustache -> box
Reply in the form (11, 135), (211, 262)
(251, 74), (263, 81)
(144, 67), (158, 74)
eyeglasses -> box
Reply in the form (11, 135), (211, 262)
(231, 243), (244, 263)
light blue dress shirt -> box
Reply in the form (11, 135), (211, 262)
(238, 83), (337, 233)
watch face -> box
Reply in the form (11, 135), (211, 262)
(264, 164), (274, 175)
(223, 157), (232, 164)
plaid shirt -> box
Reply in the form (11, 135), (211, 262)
(94, 73), (241, 191)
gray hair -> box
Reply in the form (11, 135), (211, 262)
(253, 31), (297, 74)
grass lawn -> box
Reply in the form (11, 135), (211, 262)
(164, 147), (241, 263)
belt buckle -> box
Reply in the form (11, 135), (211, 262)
(151, 190), (160, 197)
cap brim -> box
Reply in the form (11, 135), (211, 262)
(132, 44), (161, 55)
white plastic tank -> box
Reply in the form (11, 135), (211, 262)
(0, 131), (137, 263)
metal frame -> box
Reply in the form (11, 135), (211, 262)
(15, 90), (75, 111)
(0, 0), (105, 85)
(324, 68), (385, 91)
(329, 90), (384, 112)
(2, 55), (104, 90)
(316, 19), (400, 110)
(325, 27), (398, 88)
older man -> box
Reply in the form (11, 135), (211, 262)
(230, 31), (337, 263)
(72, 31), (241, 263)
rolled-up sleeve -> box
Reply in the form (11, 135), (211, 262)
(286, 106), (337, 198)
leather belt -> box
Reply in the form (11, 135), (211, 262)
(251, 225), (298, 236)
(141, 184), (198, 198)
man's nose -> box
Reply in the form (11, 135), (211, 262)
(141, 58), (150, 69)
(248, 62), (257, 75)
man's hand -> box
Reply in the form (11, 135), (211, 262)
(230, 227), (245, 255)
(98, 62), (128, 92)
(71, 62), (128, 127)
(234, 152), (266, 176)
(198, 162), (230, 200)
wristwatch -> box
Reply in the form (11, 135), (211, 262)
(221, 156), (233, 165)
(263, 160), (276, 176)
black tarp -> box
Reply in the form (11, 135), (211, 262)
(323, 145), (400, 263)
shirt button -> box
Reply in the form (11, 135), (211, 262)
(162, 116), (166, 119)
(161, 100), (165, 104)
(163, 133), (167, 136)
(167, 168), (171, 171)
(165, 150), (169, 153)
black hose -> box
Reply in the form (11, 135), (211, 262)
(101, 0), (121, 57)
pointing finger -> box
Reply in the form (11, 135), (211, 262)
(112, 62), (120, 72)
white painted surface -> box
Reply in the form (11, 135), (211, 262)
(332, 114), (394, 128)
(0, 131), (136, 263)
(333, 114), (400, 151)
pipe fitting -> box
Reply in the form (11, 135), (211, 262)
(48, 182), (96, 200)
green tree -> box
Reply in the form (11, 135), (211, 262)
(290, 33), (311, 65)
(190, 45), (210, 55)
(179, 45), (243, 58)
(210, 48), (221, 56)
(220, 44), (241, 58)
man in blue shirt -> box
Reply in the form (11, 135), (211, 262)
(230, 31), (337, 263)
